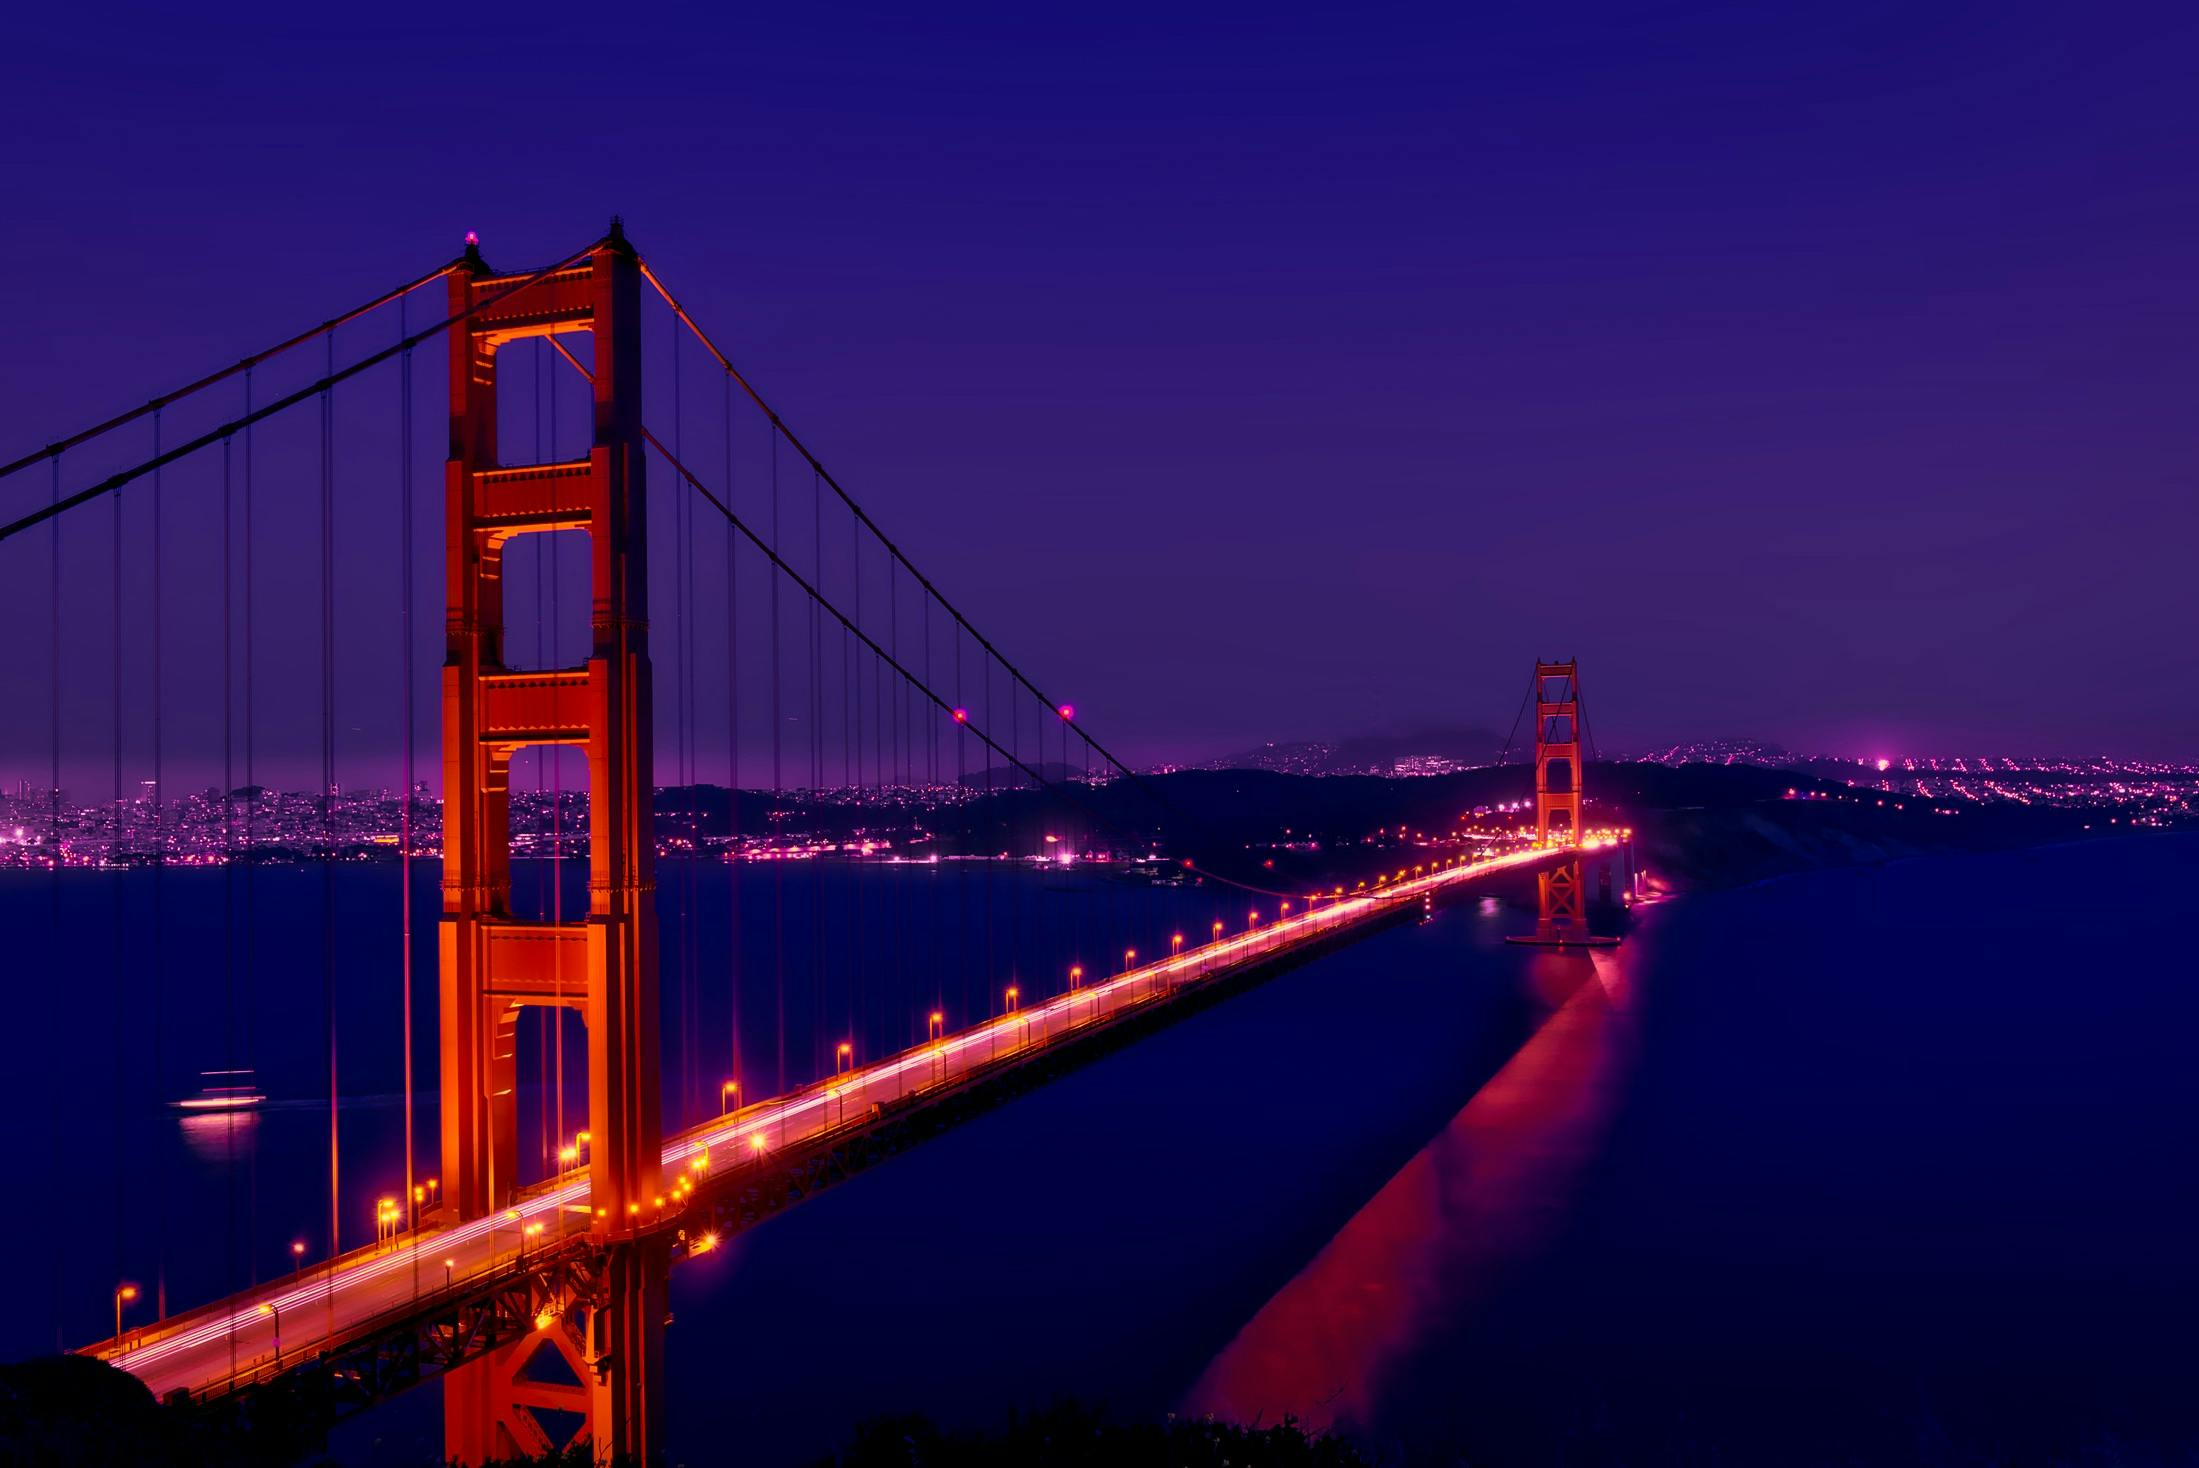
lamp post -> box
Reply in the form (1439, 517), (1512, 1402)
(443, 1257), (455, 1292)
(835, 1042), (853, 1079)
(721, 1079), (739, 1116)
(290, 1240), (306, 1275)
(113, 1283), (137, 1345)
(258, 1301), (280, 1362)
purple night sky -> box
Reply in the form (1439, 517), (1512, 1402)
(3, 2), (2196, 789)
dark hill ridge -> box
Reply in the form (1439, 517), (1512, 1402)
(1195, 727), (1509, 775)
(656, 761), (2101, 893)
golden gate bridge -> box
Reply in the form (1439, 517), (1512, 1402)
(0, 222), (1626, 1462)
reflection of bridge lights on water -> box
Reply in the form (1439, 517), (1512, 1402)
(1188, 942), (1639, 1434)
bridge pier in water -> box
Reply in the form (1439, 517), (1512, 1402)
(439, 224), (665, 1463)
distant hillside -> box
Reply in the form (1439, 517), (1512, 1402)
(653, 759), (2116, 895)
(1194, 726), (1508, 776)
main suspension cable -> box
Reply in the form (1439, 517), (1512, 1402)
(642, 431), (1093, 803)
(0, 257), (463, 485)
(634, 258), (1143, 786)
(0, 237), (609, 547)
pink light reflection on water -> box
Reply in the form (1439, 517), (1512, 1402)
(1185, 942), (1642, 1435)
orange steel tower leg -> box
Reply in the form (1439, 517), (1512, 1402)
(1534, 660), (1586, 937)
(439, 224), (664, 1465)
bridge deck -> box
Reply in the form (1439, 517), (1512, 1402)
(90, 848), (1557, 1404)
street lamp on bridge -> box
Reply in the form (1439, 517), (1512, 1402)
(258, 1301), (280, 1362)
(113, 1283), (137, 1345)
(721, 1080), (739, 1116)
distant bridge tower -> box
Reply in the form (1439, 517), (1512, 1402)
(438, 224), (664, 1464)
(1503, 658), (1622, 948)
(1533, 659), (1585, 934)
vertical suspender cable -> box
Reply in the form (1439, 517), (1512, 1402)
(811, 469), (824, 1072)
(151, 410), (167, 1320)
(1009, 658), (1020, 991)
(667, 332), (683, 1121)
(955, 627), (966, 1024)
(399, 299), (418, 1261)
(883, 562), (901, 1032)
(221, 434), (237, 1373)
(770, 434), (784, 1096)
(47, 454), (62, 1351)
(110, 425), (125, 1307)
(322, 333), (340, 1281)
(681, 338), (700, 1123)
(984, 652), (996, 1008)
(723, 372), (740, 1106)
(242, 370), (258, 1282)
(924, 593), (939, 1028)
(845, 505), (857, 1050)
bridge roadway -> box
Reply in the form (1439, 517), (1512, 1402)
(91, 846), (1559, 1403)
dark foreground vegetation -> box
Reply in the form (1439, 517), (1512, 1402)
(0, 1362), (1363, 1467)
(807, 1402), (1370, 1467)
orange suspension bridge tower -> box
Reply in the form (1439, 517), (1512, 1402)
(437, 222), (665, 1462)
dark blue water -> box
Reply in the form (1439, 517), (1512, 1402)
(2, 857), (1250, 1355)
(1185, 834), (2199, 1464)
(13, 836), (2198, 1465)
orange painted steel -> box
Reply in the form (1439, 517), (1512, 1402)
(1533, 660), (1586, 935)
(438, 225), (664, 1465)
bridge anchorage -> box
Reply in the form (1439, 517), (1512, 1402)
(1507, 659), (1626, 947)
